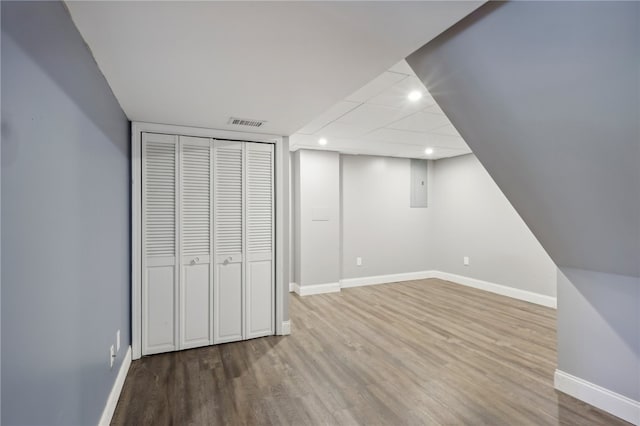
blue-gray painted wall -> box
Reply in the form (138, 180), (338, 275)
(1, 1), (130, 424)
(408, 0), (640, 404)
(408, 1), (640, 278)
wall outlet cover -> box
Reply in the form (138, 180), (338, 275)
(464, 256), (470, 266)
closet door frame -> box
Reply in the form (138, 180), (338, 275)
(132, 122), (289, 360)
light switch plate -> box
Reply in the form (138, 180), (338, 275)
(463, 256), (470, 266)
(116, 330), (121, 352)
(110, 345), (115, 368)
(356, 257), (362, 266)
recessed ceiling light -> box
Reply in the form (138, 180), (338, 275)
(318, 138), (328, 146)
(408, 90), (423, 101)
(425, 147), (434, 155)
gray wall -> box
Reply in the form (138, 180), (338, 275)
(293, 151), (301, 284)
(1, 2), (130, 424)
(432, 155), (556, 297)
(280, 137), (290, 320)
(294, 150), (341, 286)
(408, 1), (640, 279)
(341, 155), (433, 279)
(557, 268), (639, 401)
(289, 152), (295, 285)
(292, 151), (555, 300)
(408, 0), (639, 404)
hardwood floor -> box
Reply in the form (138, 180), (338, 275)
(112, 278), (630, 425)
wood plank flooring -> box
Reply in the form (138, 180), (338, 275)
(112, 278), (630, 425)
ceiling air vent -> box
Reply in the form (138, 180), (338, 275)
(228, 117), (266, 128)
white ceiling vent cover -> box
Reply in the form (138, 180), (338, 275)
(228, 117), (266, 128)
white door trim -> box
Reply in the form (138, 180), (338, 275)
(132, 121), (285, 360)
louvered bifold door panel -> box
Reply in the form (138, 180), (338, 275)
(213, 140), (244, 344)
(142, 132), (179, 355)
(245, 143), (275, 339)
(179, 136), (213, 350)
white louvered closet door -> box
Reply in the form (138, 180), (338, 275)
(179, 136), (213, 350)
(213, 140), (244, 344)
(142, 133), (179, 355)
(142, 133), (275, 355)
(245, 143), (275, 338)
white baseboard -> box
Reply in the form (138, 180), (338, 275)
(431, 270), (557, 308)
(293, 270), (556, 309)
(554, 370), (640, 425)
(293, 281), (341, 296)
(280, 320), (291, 335)
(340, 270), (434, 288)
(289, 282), (295, 293)
(99, 345), (132, 426)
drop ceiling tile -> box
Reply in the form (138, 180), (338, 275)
(367, 76), (436, 109)
(388, 60), (416, 76)
(387, 110), (450, 132)
(296, 100), (360, 134)
(402, 145), (472, 160)
(424, 133), (469, 150)
(346, 72), (407, 103)
(367, 128), (433, 145)
(432, 123), (461, 137)
(317, 122), (368, 139)
(424, 102), (445, 115)
(336, 103), (405, 128)
(291, 61), (471, 160)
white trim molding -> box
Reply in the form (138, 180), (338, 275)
(293, 282), (341, 296)
(289, 282), (295, 293)
(99, 346), (132, 426)
(554, 370), (640, 425)
(430, 271), (557, 308)
(293, 270), (556, 309)
(280, 320), (291, 335)
(340, 271), (434, 288)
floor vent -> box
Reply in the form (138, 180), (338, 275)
(228, 117), (266, 128)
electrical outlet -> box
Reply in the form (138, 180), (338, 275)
(356, 257), (362, 266)
(116, 330), (121, 353)
(110, 345), (115, 368)
(463, 256), (470, 266)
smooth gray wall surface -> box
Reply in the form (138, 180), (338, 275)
(557, 268), (639, 401)
(433, 155), (556, 297)
(281, 137), (290, 320)
(293, 151), (301, 284)
(341, 155), (433, 279)
(408, 1), (640, 277)
(289, 152), (294, 286)
(294, 150), (341, 286)
(1, 2), (130, 424)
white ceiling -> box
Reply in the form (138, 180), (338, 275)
(289, 60), (472, 160)
(65, 1), (483, 136)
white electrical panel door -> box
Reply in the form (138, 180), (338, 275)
(245, 143), (275, 339)
(213, 140), (244, 344)
(179, 136), (213, 350)
(142, 133), (179, 355)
